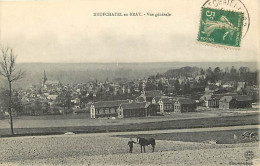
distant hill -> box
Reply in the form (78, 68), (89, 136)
(0, 62), (257, 88)
(164, 66), (201, 78)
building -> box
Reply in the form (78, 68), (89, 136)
(151, 96), (175, 113)
(47, 94), (58, 101)
(199, 95), (212, 107)
(90, 100), (130, 118)
(237, 82), (246, 91)
(135, 97), (146, 103)
(244, 85), (259, 102)
(151, 97), (161, 113)
(42, 71), (61, 91)
(205, 84), (219, 95)
(139, 90), (163, 102)
(174, 98), (197, 113)
(200, 94), (225, 108)
(208, 94), (224, 108)
(158, 98), (175, 113)
(219, 95), (252, 109)
(118, 102), (156, 118)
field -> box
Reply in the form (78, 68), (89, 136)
(0, 127), (259, 165)
(0, 111), (259, 137)
(116, 128), (260, 144)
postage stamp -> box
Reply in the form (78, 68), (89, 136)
(202, 0), (250, 39)
(198, 7), (244, 47)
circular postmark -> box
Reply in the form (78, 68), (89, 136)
(244, 150), (254, 161)
(202, 0), (250, 39)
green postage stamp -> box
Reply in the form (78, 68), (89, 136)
(198, 7), (244, 47)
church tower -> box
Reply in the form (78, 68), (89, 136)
(42, 70), (47, 87)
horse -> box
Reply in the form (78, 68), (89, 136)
(137, 137), (155, 153)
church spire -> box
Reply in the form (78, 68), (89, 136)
(42, 70), (47, 86)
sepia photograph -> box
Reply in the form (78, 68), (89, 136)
(0, 0), (259, 165)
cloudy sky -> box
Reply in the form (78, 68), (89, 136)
(0, 0), (259, 63)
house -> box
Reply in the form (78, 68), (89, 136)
(71, 98), (80, 106)
(195, 75), (206, 83)
(139, 90), (163, 102)
(85, 102), (92, 112)
(208, 94), (224, 108)
(47, 94), (58, 101)
(219, 95), (252, 109)
(234, 96), (253, 108)
(237, 82), (246, 91)
(178, 76), (186, 84)
(174, 98), (197, 113)
(151, 96), (174, 113)
(200, 94), (225, 108)
(135, 97), (146, 103)
(215, 80), (222, 87)
(244, 85), (259, 102)
(166, 85), (175, 95)
(118, 102), (156, 118)
(158, 98), (175, 113)
(221, 82), (235, 89)
(90, 100), (130, 118)
(151, 96), (161, 112)
(205, 84), (219, 95)
(199, 95), (212, 107)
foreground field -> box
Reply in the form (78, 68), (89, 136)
(0, 127), (259, 165)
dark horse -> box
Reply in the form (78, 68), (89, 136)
(137, 137), (155, 153)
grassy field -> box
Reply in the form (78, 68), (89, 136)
(0, 114), (259, 137)
(0, 109), (258, 129)
(116, 128), (260, 144)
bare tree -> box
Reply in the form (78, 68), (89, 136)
(0, 47), (24, 135)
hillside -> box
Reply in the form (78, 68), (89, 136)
(0, 62), (257, 88)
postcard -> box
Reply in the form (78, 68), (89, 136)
(0, 0), (259, 165)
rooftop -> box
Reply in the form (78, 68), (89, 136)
(120, 102), (148, 110)
(144, 90), (162, 97)
(92, 100), (130, 108)
(176, 98), (196, 105)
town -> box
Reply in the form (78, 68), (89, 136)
(1, 65), (258, 119)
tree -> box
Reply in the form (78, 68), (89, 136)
(183, 81), (191, 94)
(0, 48), (24, 135)
(213, 67), (221, 74)
(206, 67), (213, 76)
(174, 80), (180, 94)
(157, 80), (163, 91)
(155, 73), (161, 79)
(213, 67), (221, 81)
(230, 66), (237, 74)
(12, 91), (23, 116)
(239, 67), (250, 74)
(200, 68), (205, 75)
(145, 80), (157, 91)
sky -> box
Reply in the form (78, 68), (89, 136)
(0, 0), (259, 63)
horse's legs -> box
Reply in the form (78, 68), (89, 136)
(152, 145), (155, 152)
(143, 146), (145, 153)
(140, 145), (142, 153)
